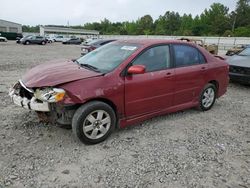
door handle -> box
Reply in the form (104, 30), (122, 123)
(165, 72), (172, 78)
(201, 67), (207, 70)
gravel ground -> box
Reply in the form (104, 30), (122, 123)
(0, 41), (249, 188)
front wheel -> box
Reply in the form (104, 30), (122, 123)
(198, 83), (217, 111)
(72, 101), (116, 144)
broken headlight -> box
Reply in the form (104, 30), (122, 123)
(34, 88), (65, 103)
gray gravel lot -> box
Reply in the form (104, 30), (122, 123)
(0, 41), (250, 188)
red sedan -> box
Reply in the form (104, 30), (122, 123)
(9, 39), (229, 144)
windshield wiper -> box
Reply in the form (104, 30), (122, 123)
(72, 59), (80, 64)
(80, 63), (101, 72)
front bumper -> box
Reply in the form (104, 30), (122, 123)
(9, 82), (50, 112)
(229, 72), (250, 84)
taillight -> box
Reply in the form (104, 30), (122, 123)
(90, 46), (96, 51)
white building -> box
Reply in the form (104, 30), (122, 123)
(0, 19), (22, 33)
(40, 26), (99, 38)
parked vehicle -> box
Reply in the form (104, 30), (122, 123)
(0, 32), (22, 40)
(45, 36), (56, 43)
(9, 39), (229, 144)
(179, 38), (218, 55)
(62, 38), (81, 45)
(0, 36), (8, 42)
(227, 47), (250, 84)
(54, 35), (65, 42)
(20, 36), (47, 45)
(81, 39), (116, 55)
(16, 35), (32, 44)
(226, 44), (250, 56)
(54, 35), (73, 42)
(83, 37), (100, 45)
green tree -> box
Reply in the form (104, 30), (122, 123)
(136, 15), (154, 35)
(22, 25), (39, 33)
(234, 26), (250, 36)
(154, 15), (167, 35)
(164, 11), (181, 35)
(200, 3), (230, 35)
(179, 14), (193, 35)
(235, 0), (250, 27)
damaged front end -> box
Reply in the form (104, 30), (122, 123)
(9, 80), (50, 112)
(9, 80), (76, 125)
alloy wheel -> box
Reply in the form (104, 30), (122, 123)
(202, 87), (215, 108)
(83, 110), (111, 139)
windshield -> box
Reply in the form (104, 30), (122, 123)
(238, 47), (250, 56)
(76, 42), (140, 73)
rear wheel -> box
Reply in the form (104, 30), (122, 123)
(41, 41), (46, 45)
(198, 83), (217, 111)
(72, 101), (116, 144)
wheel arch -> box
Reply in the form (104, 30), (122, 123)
(208, 80), (219, 96)
(86, 98), (117, 114)
(73, 97), (119, 127)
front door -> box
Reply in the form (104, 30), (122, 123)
(125, 45), (175, 118)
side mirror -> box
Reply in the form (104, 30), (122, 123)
(127, 65), (146, 75)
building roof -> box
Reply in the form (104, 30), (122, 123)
(0, 19), (22, 26)
(40, 26), (99, 35)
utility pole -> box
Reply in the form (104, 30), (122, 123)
(232, 12), (237, 33)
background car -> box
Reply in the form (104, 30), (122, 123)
(20, 36), (47, 45)
(16, 35), (32, 44)
(62, 38), (81, 45)
(226, 44), (250, 56)
(0, 36), (8, 42)
(227, 46), (250, 84)
(54, 35), (66, 42)
(45, 36), (56, 43)
(179, 38), (218, 55)
(81, 39), (116, 55)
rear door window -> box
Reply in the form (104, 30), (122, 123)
(173, 45), (206, 67)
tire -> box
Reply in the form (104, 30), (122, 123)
(72, 101), (116, 144)
(198, 83), (217, 111)
(41, 41), (46, 45)
(25, 41), (30, 45)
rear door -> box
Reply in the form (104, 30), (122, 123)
(172, 44), (208, 106)
(125, 45), (175, 118)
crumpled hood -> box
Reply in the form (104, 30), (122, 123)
(227, 55), (250, 68)
(22, 59), (102, 88)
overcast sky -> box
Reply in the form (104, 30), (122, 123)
(0, 0), (236, 26)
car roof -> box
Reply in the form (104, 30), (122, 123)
(115, 39), (195, 46)
(114, 39), (217, 62)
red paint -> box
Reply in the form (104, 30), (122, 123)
(22, 39), (229, 128)
(22, 59), (102, 87)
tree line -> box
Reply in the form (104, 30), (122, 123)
(23, 0), (250, 37)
